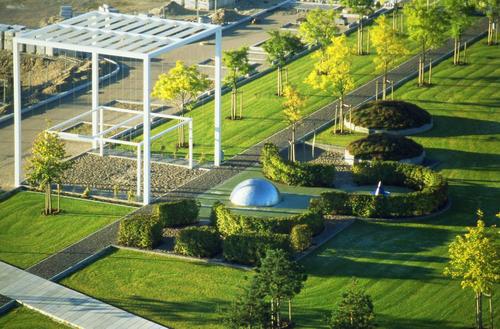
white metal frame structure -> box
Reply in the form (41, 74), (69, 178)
(13, 11), (223, 205)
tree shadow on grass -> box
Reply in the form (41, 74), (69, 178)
(425, 148), (500, 171)
(420, 115), (500, 138)
(375, 314), (472, 329)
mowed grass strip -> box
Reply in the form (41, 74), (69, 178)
(293, 38), (500, 328)
(61, 248), (249, 329)
(0, 191), (132, 268)
(132, 16), (420, 161)
(0, 306), (69, 329)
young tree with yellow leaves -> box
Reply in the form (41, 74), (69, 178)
(152, 61), (209, 147)
(305, 35), (354, 134)
(298, 8), (339, 55)
(444, 210), (500, 329)
(25, 130), (70, 215)
(283, 85), (305, 162)
(223, 47), (251, 120)
(342, 0), (374, 55)
(370, 15), (409, 100)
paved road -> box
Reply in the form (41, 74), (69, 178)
(0, 6), (300, 191)
(0, 261), (168, 329)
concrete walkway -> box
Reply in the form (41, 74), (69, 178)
(0, 261), (168, 329)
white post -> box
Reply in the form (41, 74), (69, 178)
(13, 39), (22, 187)
(137, 144), (142, 197)
(99, 107), (104, 155)
(92, 52), (99, 150)
(143, 57), (151, 205)
(188, 120), (193, 169)
(214, 28), (222, 166)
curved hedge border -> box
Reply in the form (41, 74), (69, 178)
(261, 143), (335, 187)
(313, 161), (448, 218)
(345, 133), (425, 163)
(211, 202), (325, 237)
(349, 100), (432, 131)
(174, 226), (222, 258)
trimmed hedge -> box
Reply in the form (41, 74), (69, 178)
(223, 232), (292, 265)
(118, 213), (163, 249)
(352, 100), (431, 130)
(155, 199), (199, 228)
(314, 161), (448, 218)
(290, 224), (313, 252)
(174, 226), (222, 258)
(261, 143), (335, 187)
(346, 133), (424, 161)
(212, 202), (324, 237)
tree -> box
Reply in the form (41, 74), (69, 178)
(342, 0), (374, 55)
(444, 211), (500, 329)
(298, 8), (339, 55)
(224, 283), (268, 329)
(327, 279), (375, 329)
(152, 61), (209, 147)
(263, 30), (303, 96)
(253, 249), (307, 328)
(223, 47), (252, 120)
(444, 0), (475, 65)
(283, 85), (305, 162)
(473, 0), (499, 45)
(305, 35), (354, 134)
(405, 0), (449, 86)
(25, 130), (70, 215)
(370, 15), (409, 99)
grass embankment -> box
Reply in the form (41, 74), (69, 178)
(0, 191), (131, 268)
(128, 16), (419, 161)
(61, 38), (499, 329)
(0, 306), (68, 329)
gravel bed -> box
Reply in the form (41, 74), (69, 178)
(62, 153), (204, 193)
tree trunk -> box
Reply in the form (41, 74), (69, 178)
(358, 19), (364, 55)
(57, 184), (61, 213)
(271, 299), (274, 328)
(178, 104), (185, 147)
(277, 66), (283, 96)
(339, 96), (344, 134)
(454, 37), (458, 65)
(334, 104), (338, 134)
(476, 292), (483, 329)
(291, 125), (296, 162)
(276, 298), (281, 328)
(382, 67), (388, 100)
(489, 294), (494, 329)
(288, 299), (292, 323)
(428, 60), (432, 85)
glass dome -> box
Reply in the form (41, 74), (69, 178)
(230, 178), (281, 207)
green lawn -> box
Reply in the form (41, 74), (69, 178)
(62, 38), (499, 329)
(0, 306), (68, 329)
(314, 129), (365, 148)
(0, 191), (132, 268)
(61, 249), (249, 329)
(127, 15), (420, 162)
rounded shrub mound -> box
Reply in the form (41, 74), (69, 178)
(346, 133), (424, 161)
(351, 100), (431, 130)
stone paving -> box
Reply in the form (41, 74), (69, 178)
(0, 261), (168, 329)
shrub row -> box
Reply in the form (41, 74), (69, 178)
(154, 199), (199, 227)
(352, 100), (431, 130)
(260, 143), (335, 187)
(313, 161), (447, 218)
(174, 226), (222, 258)
(118, 199), (200, 249)
(117, 213), (163, 249)
(346, 133), (424, 161)
(211, 202), (324, 237)
(222, 232), (292, 265)
(290, 224), (313, 252)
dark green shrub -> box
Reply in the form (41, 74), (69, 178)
(318, 161), (447, 218)
(212, 203), (324, 237)
(352, 100), (431, 130)
(118, 213), (163, 249)
(346, 133), (424, 161)
(261, 143), (335, 187)
(155, 199), (199, 227)
(290, 224), (313, 252)
(174, 226), (222, 258)
(223, 232), (291, 265)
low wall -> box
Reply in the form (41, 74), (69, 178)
(343, 119), (434, 136)
(344, 149), (426, 166)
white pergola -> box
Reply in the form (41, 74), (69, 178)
(12, 11), (223, 205)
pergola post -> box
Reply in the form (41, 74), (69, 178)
(13, 39), (22, 187)
(214, 28), (222, 167)
(188, 119), (193, 169)
(137, 144), (142, 198)
(143, 57), (151, 205)
(92, 52), (99, 150)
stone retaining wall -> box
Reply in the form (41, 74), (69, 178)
(343, 119), (433, 136)
(344, 149), (426, 166)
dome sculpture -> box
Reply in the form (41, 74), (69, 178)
(230, 178), (281, 207)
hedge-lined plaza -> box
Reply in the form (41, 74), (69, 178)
(0, 192), (132, 268)
(59, 38), (499, 329)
